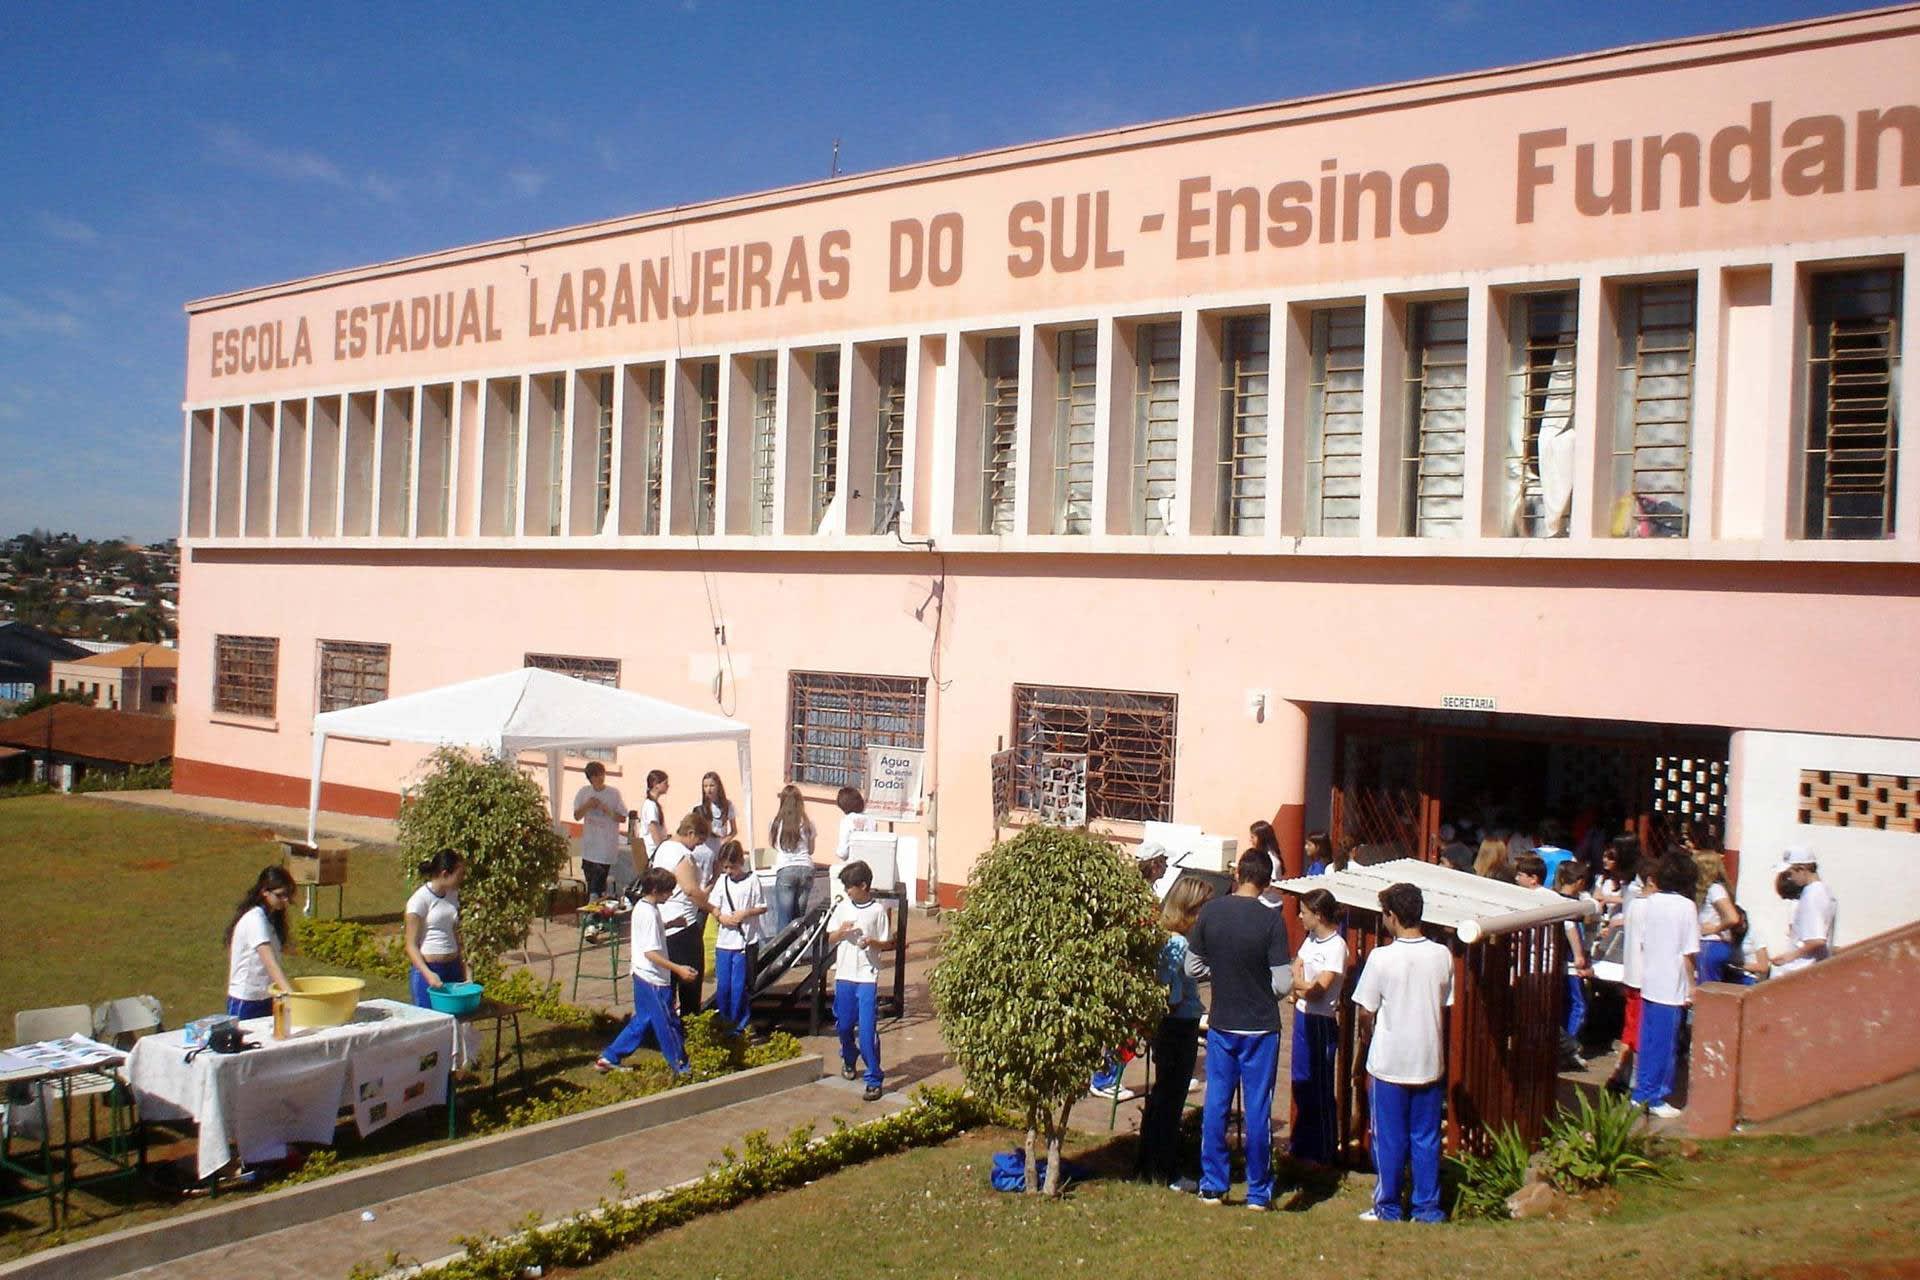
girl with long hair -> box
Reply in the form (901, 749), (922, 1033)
(1289, 887), (1348, 1167)
(1136, 874), (1216, 1190)
(1692, 849), (1739, 985)
(768, 784), (816, 932)
(404, 849), (469, 1007)
(1248, 820), (1284, 881)
(1473, 837), (1514, 882)
(225, 865), (295, 1018)
(698, 772), (736, 888)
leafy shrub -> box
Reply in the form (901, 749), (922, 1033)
(276, 1148), (344, 1187)
(478, 967), (598, 1028)
(1446, 1124), (1532, 1220)
(298, 918), (409, 980)
(0, 780), (55, 800)
(396, 748), (568, 971)
(1539, 1088), (1668, 1190)
(365, 1086), (995, 1280)
(71, 762), (172, 793)
(931, 825), (1166, 1195)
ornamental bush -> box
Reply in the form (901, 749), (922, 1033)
(396, 747), (568, 972)
(930, 824), (1166, 1195)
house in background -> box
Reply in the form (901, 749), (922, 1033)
(0, 703), (173, 789)
(48, 642), (179, 715)
(0, 621), (89, 704)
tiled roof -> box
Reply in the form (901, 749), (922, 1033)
(0, 704), (174, 765)
(64, 643), (179, 670)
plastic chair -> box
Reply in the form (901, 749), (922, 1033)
(92, 996), (163, 1049)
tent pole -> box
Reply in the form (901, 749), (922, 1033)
(546, 750), (565, 831)
(736, 736), (754, 860)
(306, 734), (327, 846)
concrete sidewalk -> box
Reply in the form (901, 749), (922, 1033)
(119, 1076), (902, 1280)
(83, 790), (400, 845)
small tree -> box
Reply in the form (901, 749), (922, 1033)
(931, 825), (1166, 1195)
(395, 747), (568, 973)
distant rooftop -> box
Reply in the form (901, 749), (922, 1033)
(63, 642), (179, 670)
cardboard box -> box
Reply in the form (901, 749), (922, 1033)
(283, 839), (350, 886)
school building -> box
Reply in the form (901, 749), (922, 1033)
(174, 7), (1920, 955)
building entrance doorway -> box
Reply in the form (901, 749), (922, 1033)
(1329, 707), (1730, 869)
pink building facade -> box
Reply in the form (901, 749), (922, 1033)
(177, 9), (1920, 948)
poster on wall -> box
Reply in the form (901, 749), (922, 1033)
(1037, 753), (1089, 827)
(988, 749), (1014, 831)
(865, 746), (926, 820)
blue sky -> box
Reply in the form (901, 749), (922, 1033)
(0, 0), (1866, 542)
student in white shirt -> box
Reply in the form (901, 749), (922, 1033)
(826, 860), (891, 1101)
(1772, 848), (1837, 974)
(225, 865), (296, 1019)
(571, 761), (626, 901)
(832, 786), (878, 863)
(1288, 888), (1348, 1167)
(1632, 853), (1700, 1118)
(595, 868), (695, 1075)
(711, 841), (768, 1030)
(651, 813), (713, 1017)
(767, 784), (817, 933)
(1692, 850), (1739, 984)
(636, 770), (670, 865)
(697, 771), (737, 887)
(1352, 881), (1453, 1223)
(404, 850), (469, 1007)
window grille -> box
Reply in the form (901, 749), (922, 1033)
(644, 367), (665, 535)
(526, 653), (620, 761)
(213, 634), (278, 720)
(387, 389), (415, 536)
(1304, 307), (1365, 536)
(546, 375), (567, 537)
(1610, 282), (1695, 538)
(873, 346), (908, 534)
(1505, 291), (1579, 538)
(1053, 329), (1096, 534)
(1132, 323), (1181, 534)
(812, 352), (841, 531)
(787, 670), (927, 789)
(595, 373), (615, 533)
(501, 380), (522, 534)
(694, 363), (719, 536)
(430, 389), (453, 537)
(1011, 683), (1177, 823)
(1805, 268), (1902, 540)
(752, 357), (779, 536)
(1218, 315), (1271, 535)
(1402, 298), (1469, 536)
(981, 337), (1020, 534)
(316, 640), (390, 713)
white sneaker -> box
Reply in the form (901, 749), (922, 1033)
(1357, 1209), (1381, 1222)
(1089, 1083), (1137, 1102)
(1168, 1178), (1199, 1194)
(1198, 1192), (1226, 1207)
(1246, 1201), (1269, 1212)
(1648, 1103), (1683, 1120)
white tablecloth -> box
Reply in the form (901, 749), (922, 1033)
(127, 999), (455, 1179)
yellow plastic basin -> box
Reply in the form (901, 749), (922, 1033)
(277, 976), (365, 1028)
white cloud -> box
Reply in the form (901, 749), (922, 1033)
(507, 166), (550, 198)
(204, 123), (346, 186)
(0, 293), (83, 340)
(362, 173), (400, 203)
(38, 212), (99, 244)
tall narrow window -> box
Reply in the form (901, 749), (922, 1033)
(1612, 281), (1696, 538)
(1304, 306), (1365, 536)
(1402, 298), (1469, 537)
(1505, 291), (1578, 538)
(1132, 323), (1180, 534)
(1805, 267), (1902, 540)
(546, 374), (567, 537)
(1053, 329), (1096, 534)
(695, 362), (719, 536)
(1218, 316), (1271, 535)
(502, 380), (522, 534)
(644, 367), (664, 535)
(595, 372), (615, 532)
(812, 351), (841, 531)
(873, 346), (908, 534)
(751, 357), (778, 536)
(981, 336), (1019, 534)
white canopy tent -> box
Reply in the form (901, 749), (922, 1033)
(305, 667), (753, 846)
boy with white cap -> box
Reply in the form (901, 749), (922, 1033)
(1771, 848), (1836, 975)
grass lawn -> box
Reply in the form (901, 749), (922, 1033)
(0, 794), (685, 1257)
(569, 1118), (1920, 1280)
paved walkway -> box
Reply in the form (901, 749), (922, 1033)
(121, 1077), (902, 1280)
(85, 791), (400, 845)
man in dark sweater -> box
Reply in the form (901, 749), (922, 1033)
(1186, 848), (1293, 1209)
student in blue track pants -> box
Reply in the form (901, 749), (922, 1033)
(825, 861), (891, 1101)
(595, 869), (694, 1076)
(710, 841), (769, 1030)
(1632, 853), (1701, 1119)
(1185, 848), (1291, 1210)
(1352, 882), (1454, 1223)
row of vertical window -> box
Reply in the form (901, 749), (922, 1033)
(185, 263), (1903, 544)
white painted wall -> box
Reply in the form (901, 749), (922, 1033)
(1729, 730), (1920, 962)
